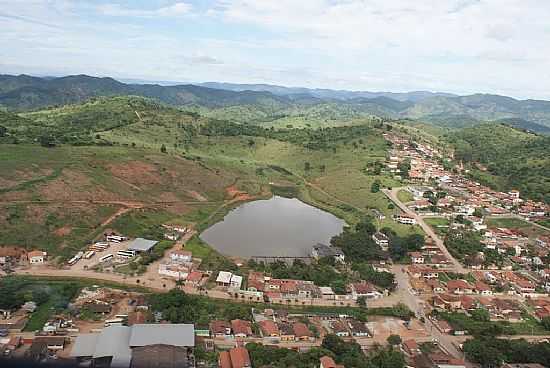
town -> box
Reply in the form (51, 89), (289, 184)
(1, 126), (550, 368)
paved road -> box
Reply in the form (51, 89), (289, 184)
(382, 187), (465, 273)
(391, 265), (468, 363)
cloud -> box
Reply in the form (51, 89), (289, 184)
(98, 2), (192, 18)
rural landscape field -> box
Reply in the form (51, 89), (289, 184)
(2, 1), (550, 368)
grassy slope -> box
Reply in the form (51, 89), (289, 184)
(1, 96), (424, 260)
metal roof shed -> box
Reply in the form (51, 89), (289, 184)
(129, 324), (195, 347)
(128, 238), (159, 252)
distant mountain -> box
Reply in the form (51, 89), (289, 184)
(197, 81), (456, 102)
(0, 74), (292, 111)
(2, 74), (550, 129)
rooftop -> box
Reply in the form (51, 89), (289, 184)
(128, 238), (159, 252)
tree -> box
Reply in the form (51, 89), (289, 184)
(371, 180), (381, 193)
(0, 125), (7, 137)
(471, 308), (490, 322)
(39, 134), (56, 147)
(160, 144), (167, 153)
(357, 296), (367, 308)
(387, 334), (402, 346)
(541, 317), (550, 331)
(304, 162), (311, 171)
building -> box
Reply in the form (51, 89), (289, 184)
(170, 250), (192, 263)
(395, 214), (417, 225)
(210, 320), (232, 338)
(70, 324), (195, 368)
(372, 232), (390, 251)
(231, 319), (253, 338)
(28, 250), (46, 264)
(311, 244), (345, 263)
(219, 347), (251, 368)
(409, 252), (425, 264)
(347, 319), (370, 337)
(292, 322), (314, 341)
(258, 320), (279, 337)
(446, 280), (473, 295)
(216, 271), (233, 287)
(348, 282), (383, 300)
(216, 271), (243, 290)
(330, 320), (349, 337)
(128, 238), (159, 253)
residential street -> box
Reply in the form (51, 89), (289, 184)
(382, 187), (466, 272)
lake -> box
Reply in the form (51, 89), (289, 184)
(200, 196), (346, 258)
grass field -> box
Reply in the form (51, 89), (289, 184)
(424, 217), (450, 236)
(486, 217), (550, 237)
(397, 189), (414, 203)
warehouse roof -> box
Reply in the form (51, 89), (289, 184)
(128, 238), (159, 252)
(129, 324), (195, 347)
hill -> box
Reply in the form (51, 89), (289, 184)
(447, 124), (550, 203)
(0, 96), (421, 260)
(3, 74), (550, 130)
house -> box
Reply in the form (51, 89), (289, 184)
(446, 280), (473, 295)
(210, 320), (232, 338)
(409, 252), (425, 264)
(219, 347), (251, 368)
(28, 250), (46, 264)
(433, 294), (462, 311)
(408, 265), (439, 279)
(311, 244), (345, 263)
(347, 319), (370, 337)
(319, 286), (336, 300)
(402, 339), (420, 356)
(292, 322), (314, 341)
(33, 336), (66, 350)
(0, 247), (26, 265)
(348, 282), (382, 300)
(258, 320), (279, 337)
(231, 319), (253, 338)
(169, 250), (192, 263)
(474, 281), (492, 295)
(247, 272), (265, 292)
(230, 275), (243, 290)
(428, 352), (466, 368)
(278, 323), (295, 341)
(372, 232), (390, 251)
(395, 214), (417, 225)
(320, 356), (345, 368)
(330, 320), (349, 337)
(216, 271), (234, 287)
(185, 271), (204, 287)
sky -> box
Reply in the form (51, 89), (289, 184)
(1, 0), (550, 99)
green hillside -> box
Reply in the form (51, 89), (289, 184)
(447, 124), (550, 203)
(3, 74), (550, 131)
(0, 96), (422, 260)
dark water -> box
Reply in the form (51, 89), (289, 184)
(200, 196), (346, 258)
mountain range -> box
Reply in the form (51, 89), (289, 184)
(2, 74), (550, 132)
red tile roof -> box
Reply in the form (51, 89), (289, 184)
(229, 347), (251, 368)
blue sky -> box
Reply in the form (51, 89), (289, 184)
(1, 0), (550, 99)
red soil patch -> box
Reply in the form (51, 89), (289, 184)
(54, 226), (72, 237)
(226, 185), (255, 202)
(107, 161), (162, 186)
